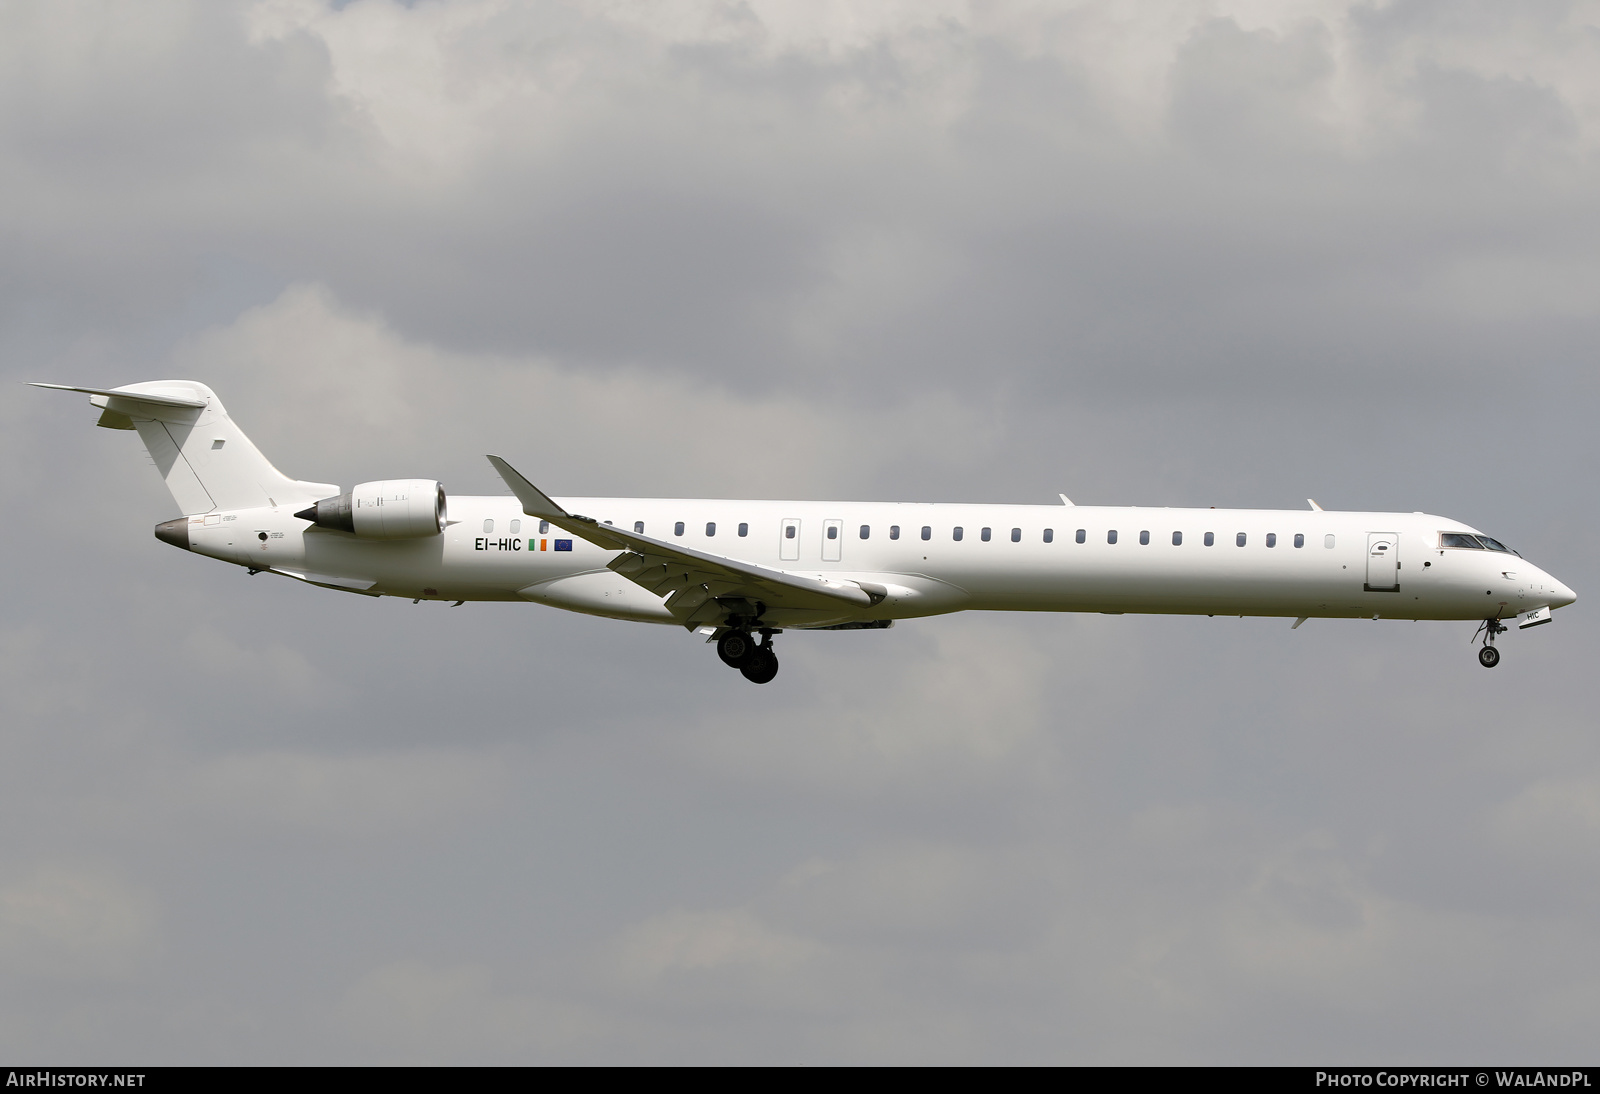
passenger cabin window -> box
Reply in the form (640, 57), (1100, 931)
(921, 526), (931, 541)
(1107, 530), (1118, 544)
(510, 519), (521, 534)
(953, 527), (964, 541)
(1441, 533), (1484, 549)
(1294, 534), (1304, 548)
(483, 519), (494, 534)
(827, 526), (838, 540)
(635, 521), (644, 533)
(539, 520), (550, 534)
(1266, 533), (1277, 548)
(1325, 534), (1335, 548)
(860, 525), (870, 540)
(706, 522), (716, 536)
(1172, 531), (1182, 546)
(1075, 529), (1086, 543)
(981, 527), (991, 542)
(1204, 532), (1214, 546)
(1011, 527), (1021, 542)
(674, 522), (685, 536)
(1043, 528), (1054, 543)
(785, 525), (796, 539)
(738, 523), (748, 537)
(890, 525), (900, 540)
(1236, 532), (1247, 547)
(1139, 530), (1150, 545)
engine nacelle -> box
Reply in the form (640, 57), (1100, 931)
(295, 479), (446, 539)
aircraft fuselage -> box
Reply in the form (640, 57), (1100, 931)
(179, 497), (1574, 627)
(37, 379), (1576, 682)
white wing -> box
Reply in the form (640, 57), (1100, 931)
(486, 456), (884, 625)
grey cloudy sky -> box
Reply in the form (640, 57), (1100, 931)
(3, 0), (1598, 1063)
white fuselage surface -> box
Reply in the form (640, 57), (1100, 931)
(189, 496), (1572, 627)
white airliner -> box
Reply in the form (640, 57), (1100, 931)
(33, 380), (1576, 682)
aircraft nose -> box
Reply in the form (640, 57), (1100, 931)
(1550, 578), (1577, 609)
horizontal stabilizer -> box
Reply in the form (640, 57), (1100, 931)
(28, 382), (207, 409)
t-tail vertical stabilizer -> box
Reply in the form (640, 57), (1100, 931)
(29, 380), (337, 514)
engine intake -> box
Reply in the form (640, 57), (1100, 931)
(296, 479), (446, 539)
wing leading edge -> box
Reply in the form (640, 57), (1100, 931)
(486, 455), (885, 627)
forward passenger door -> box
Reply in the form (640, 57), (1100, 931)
(1366, 533), (1398, 591)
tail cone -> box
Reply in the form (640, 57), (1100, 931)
(154, 517), (190, 551)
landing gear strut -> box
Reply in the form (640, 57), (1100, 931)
(1472, 617), (1507, 668)
(717, 628), (779, 683)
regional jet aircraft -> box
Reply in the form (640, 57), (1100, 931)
(32, 381), (1577, 683)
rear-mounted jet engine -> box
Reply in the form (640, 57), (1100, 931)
(296, 479), (446, 538)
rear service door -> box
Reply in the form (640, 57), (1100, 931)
(1366, 533), (1398, 591)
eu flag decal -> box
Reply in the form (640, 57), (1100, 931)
(554, 539), (573, 551)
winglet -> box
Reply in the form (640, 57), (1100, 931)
(1059, 493), (1074, 507)
(486, 456), (630, 551)
(1307, 498), (1323, 511)
(486, 455), (567, 520)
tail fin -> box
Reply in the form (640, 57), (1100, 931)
(30, 381), (337, 514)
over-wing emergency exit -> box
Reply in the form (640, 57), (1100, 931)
(31, 380), (1577, 683)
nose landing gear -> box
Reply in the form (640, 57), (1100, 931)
(1472, 617), (1507, 668)
(716, 628), (780, 683)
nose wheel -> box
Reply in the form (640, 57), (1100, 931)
(717, 629), (779, 683)
(1472, 617), (1507, 668)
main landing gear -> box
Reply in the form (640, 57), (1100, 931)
(717, 629), (779, 684)
(1472, 617), (1507, 668)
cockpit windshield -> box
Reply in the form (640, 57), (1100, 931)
(1440, 532), (1516, 554)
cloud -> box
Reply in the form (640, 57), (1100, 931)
(167, 281), (999, 499)
(0, 867), (158, 980)
(331, 960), (592, 1062)
(670, 619), (1055, 797)
(1490, 775), (1600, 868)
(192, 749), (508, 836)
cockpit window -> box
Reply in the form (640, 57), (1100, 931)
(1440, 532), (1517, 554)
